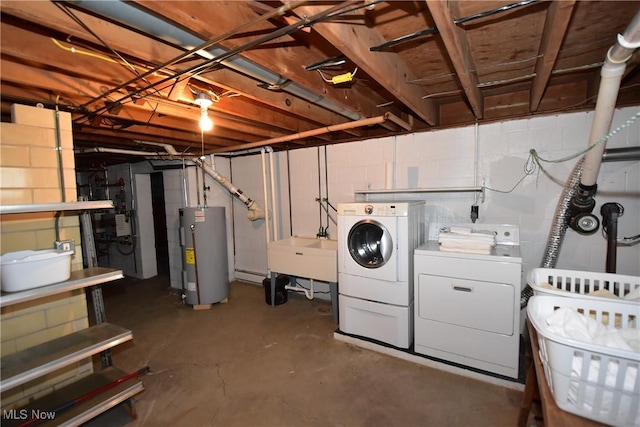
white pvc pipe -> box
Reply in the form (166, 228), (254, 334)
(194, 157), (265, 221)
(285, 279), (314, 300)
(269, 149), (279, 241)
(580, 61), (627, 186)
(261, 148), (271, 243)
(581, 11), (640, 187)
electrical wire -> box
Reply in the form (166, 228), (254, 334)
(531, 111), (640, 164)
(483, 154), (538, 194)
(54, 2), (147, 83)
(317, 67), (358, 84)
(484, 110), (640, 194)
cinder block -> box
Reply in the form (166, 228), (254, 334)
(31, 188), (65, 204)
(0, 231), (38, 253)
(14, 323), (73, 352)
(1, 339), (17, 357)
(45, 301), (88, 327)
(10, 104), (72, 131)
(0, 146), (30, 167)
(0, 123), (48, 147)
(30, 147), (58, 167)
(0, 188), (33, 205)
(0, 311), (47, 341)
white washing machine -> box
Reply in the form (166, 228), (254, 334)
(337, 201), (425, 348)
(413, 223), (522, 379)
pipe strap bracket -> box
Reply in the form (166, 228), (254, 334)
(617, 33), (640, 49)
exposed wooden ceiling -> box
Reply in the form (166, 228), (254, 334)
(1, 1), (639, 170)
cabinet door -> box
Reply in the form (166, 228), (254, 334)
(417, 274), (514, 335)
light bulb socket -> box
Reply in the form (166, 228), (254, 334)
(194, 92), (213, 109)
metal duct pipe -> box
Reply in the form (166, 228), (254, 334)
(602, 146), (640, 162)
(568, 11), (640, 233)
(71, 0), (365, 122)
(520, 158), (585, 309)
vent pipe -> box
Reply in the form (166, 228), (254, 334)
(567, 10), (640, 235)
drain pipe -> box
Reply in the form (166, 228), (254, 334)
(601, 203), (624, 273)
(567, 11), (640, 235)
(521, 11), (640, 308)
(286, 279), (314, 300)
(194, 157), (265, 221)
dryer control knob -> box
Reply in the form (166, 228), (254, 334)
(365, 204), (374, 215)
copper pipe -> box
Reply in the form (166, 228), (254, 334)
(214, 115), (389, 153)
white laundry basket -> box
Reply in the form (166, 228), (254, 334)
(527, 295), (640, 426)
(528, 268), (640, 301)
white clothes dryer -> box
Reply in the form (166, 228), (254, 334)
(337, 201), (426, 348)
(414, 223), (522, 379)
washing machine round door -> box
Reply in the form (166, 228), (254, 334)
(347, 219), (393, 268)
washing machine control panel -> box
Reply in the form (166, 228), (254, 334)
(338, 202), (414, 216)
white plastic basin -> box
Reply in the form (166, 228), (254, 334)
(267, 237), (337, 282)
(1, 249), (72, 292)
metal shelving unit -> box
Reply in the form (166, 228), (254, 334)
(0, 267), (123, 308)
(0, 201), (143, 425)
(0, 323), (132, 392)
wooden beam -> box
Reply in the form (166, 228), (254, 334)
(0, 1), (355, 137)
(530, 0), (576, 111)
(0, 61), (282, 140)
(291, 4), (437, 126)
(426, 0), (483, 119)
(131, 1), (386, 119)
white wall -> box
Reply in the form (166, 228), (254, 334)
(230, 107), (640, 293)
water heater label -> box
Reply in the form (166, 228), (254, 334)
(195, 210), (205, 222)
(185, 248), (195, 264)
(186, 282), (196, 291)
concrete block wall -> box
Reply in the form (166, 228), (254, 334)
(0, 105), (92, 409)
(230, 107), (640, 295)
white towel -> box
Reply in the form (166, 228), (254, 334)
(439, 245), (492, 255)
(438, 228), (496, 254)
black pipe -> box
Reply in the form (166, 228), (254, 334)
(601, 203), (624, 273)
(602, 147), (640, 162)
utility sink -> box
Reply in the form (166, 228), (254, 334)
(267, 237), (338, 283)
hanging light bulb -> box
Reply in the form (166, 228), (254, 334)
(199, 111), (213, 131)
(194, 92), (214, 132)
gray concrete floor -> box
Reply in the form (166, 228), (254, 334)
(100, 276), (526, 426)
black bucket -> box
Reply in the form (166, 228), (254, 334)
(262, 275), (289, 305)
